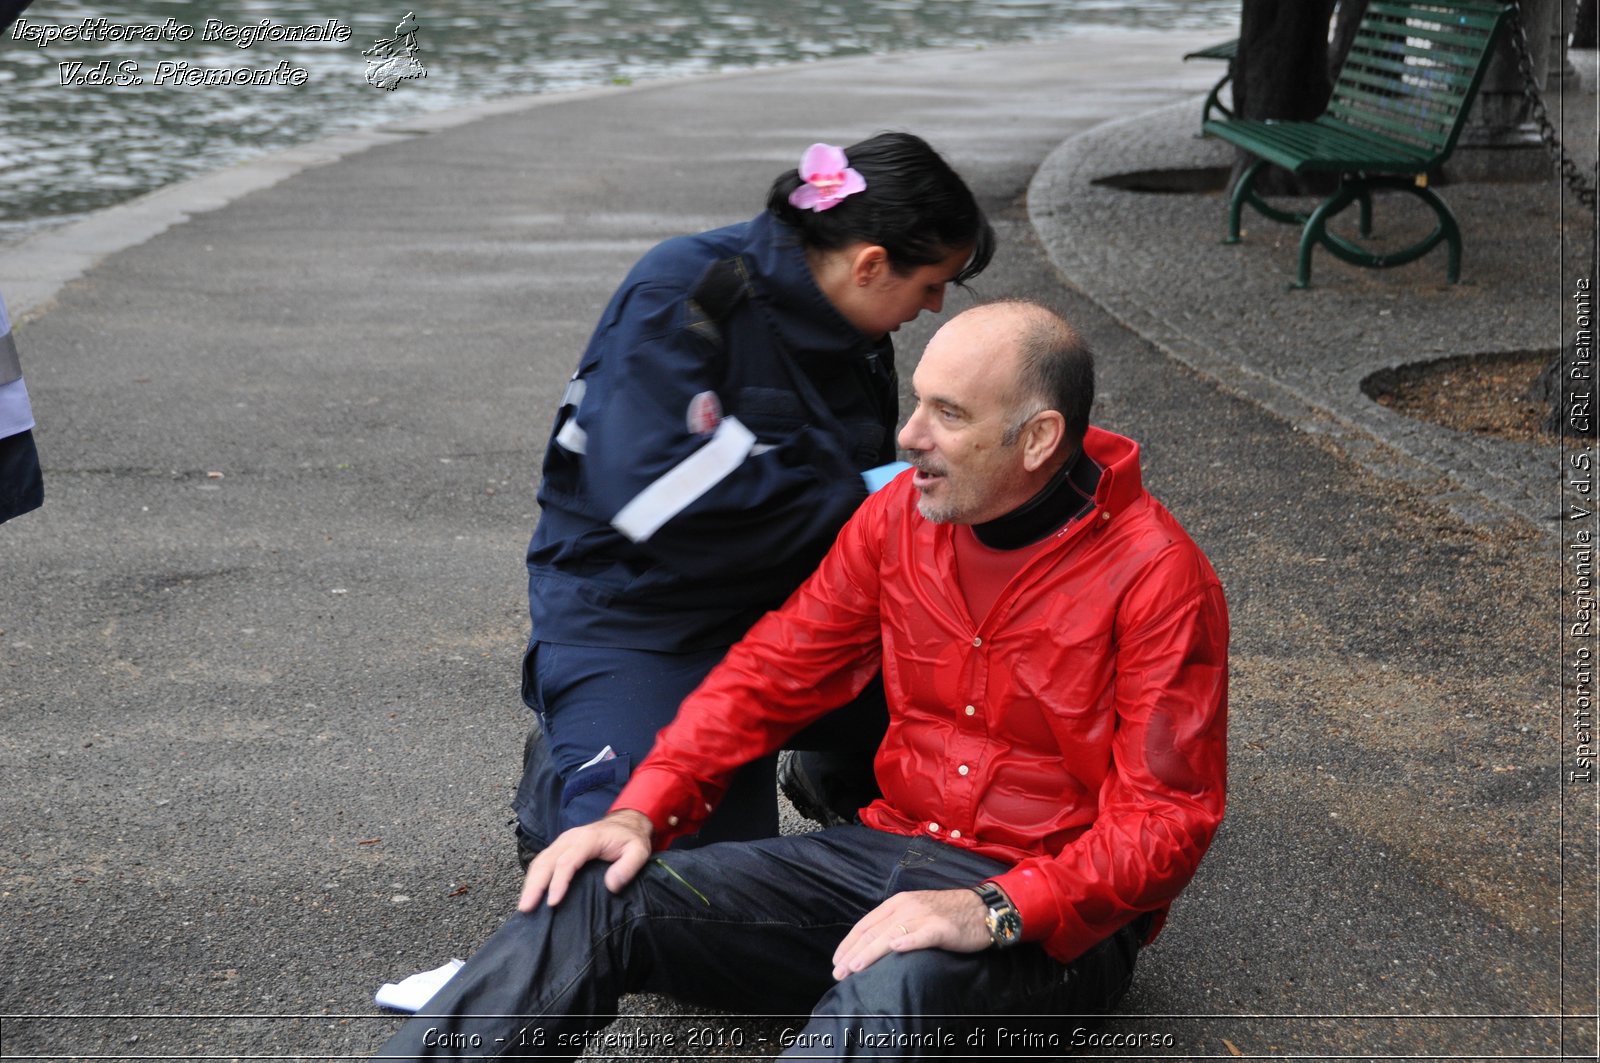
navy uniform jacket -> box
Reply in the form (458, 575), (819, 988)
(0, 290), (43, 524)
(524, 211), (898, 674)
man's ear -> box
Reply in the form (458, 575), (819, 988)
(848, 245), (891, 288)
(1022, 411), (1067, 473)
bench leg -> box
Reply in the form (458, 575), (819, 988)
(1201, 69), (1235, 125)
(1225, 159), (1263, 243)
(1295, 183), (1366, 288)
(1226, 160), (1309, 244)
(1296, 176), (1463, 288)
(1429, 184), (1462, 283)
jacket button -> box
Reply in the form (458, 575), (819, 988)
(950, 829), (962, 840)
(667, 815), (680, 827)
(972, 636), (982, 647)
(928, 822), (940, 833)
(958, 765), (970, 776)
(964, 705), (976, 716)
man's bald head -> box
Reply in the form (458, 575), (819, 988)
(896, 300), (1095, 524)
(981, 301), (1095, 453)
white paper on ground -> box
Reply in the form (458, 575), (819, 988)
(375, 958), (465, 1012)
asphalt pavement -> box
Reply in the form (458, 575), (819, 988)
(0, 30), (1591, 1062)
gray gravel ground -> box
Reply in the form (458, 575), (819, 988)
(0, 32), (1592, 1063)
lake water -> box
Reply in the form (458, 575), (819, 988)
(0, 1), (1236, 246)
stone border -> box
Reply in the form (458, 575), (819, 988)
(1029, 99), (1574, 537)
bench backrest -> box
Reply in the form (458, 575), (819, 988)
(1324, 0), (1513, 160)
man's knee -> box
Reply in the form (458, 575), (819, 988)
(820, 948), (969, 1017)
(819, 923), (1143, 1026)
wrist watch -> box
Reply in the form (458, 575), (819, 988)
(971, 882), (1022, 948)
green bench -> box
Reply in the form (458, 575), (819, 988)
(1202, 0), (1514, 288)
(1184, 37), (1238, 121)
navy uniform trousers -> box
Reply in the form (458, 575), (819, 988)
(513, 642), (887, 860)
(0, 429), (43, 524)
(375, 825), (1144, 1062)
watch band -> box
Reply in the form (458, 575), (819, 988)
(972, 882), (1022, 948)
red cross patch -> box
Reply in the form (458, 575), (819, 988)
(686, 390), (723, 435)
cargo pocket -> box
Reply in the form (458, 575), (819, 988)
(557, 750), (634, 831)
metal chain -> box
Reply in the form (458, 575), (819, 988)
(1507, 0), (1597, 211)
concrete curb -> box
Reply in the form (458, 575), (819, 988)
(1029, 98), (1583, 538)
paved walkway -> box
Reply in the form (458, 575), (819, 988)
(1031, 64), (1597, 535)
(0, 32), (1585, 1063)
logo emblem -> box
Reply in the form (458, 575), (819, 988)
(686, 391), (722, 435)
(364, 11), (427, 90)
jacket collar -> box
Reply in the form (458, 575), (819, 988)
(738, 211), (886, 364)
(964, 427), (1146, 548)
(972, 447), (1102, 549)
(1080, 425), (1146, 519)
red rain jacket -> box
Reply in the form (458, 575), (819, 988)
(617, 426), (1229, 963)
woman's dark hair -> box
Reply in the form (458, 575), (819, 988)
(766, 131), (994, 285)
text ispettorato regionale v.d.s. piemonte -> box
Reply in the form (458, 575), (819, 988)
(9, 16), (353, 88)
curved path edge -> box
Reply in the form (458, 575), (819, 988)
(0, 57), (881, 322)
(1028, 98), (1587, 539)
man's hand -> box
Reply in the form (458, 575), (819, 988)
(830, 887), (992, 980)
(518, 809), (654, 912)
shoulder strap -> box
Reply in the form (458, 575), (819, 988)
(684, 256), (752, 348)
(682, 254), (878, 465)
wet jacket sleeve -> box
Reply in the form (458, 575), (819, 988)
(613, 491), (889, 845)
(575, 283), (867, 581)
(993, 547), (1229, 962)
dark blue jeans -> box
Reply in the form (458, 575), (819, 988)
(375, 826), (1144, 1061)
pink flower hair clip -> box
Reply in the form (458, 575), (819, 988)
(787, 143), (867, 212)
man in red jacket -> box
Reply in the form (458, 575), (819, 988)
(376, 300), (1228, 1059)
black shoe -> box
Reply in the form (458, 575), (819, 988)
(512, 722), (560, 868)
(515, 830), (542, 871)
(778, 750), (866, 829)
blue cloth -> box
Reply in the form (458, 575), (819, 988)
(862, 461), (912, 494)
(514, 642), (780, 851)
(0, 291), (41, 524)
(1, 294), (37, 439)
(513, 640), (888, 855)
(0, 428), (43, 524)
(0, 379), (34, 441)
(512, 212), (896, 858)
(376, 825), (1145, 1060)
(524, 210), (896, 658)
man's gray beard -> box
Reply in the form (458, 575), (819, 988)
(915, 494), (959, 524)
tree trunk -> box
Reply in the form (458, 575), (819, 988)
(1233, 0), (1339, 193)
(1574, 0), (1597, 49)
(1330, 0), (1371, 77)
(1236, 0), (1339, 121)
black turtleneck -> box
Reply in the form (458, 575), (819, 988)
(971, 447), (1102, 550)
